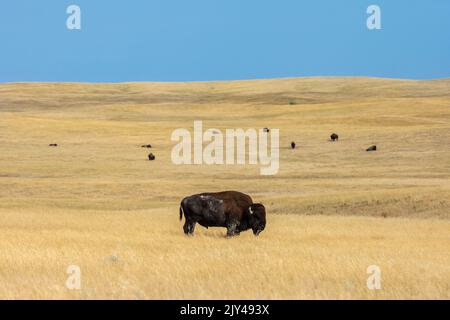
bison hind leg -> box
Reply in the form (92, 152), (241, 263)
(183, 222), (189, 235)
(183, 220), (196, 235)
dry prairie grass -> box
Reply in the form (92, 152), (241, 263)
(0, 208), (449, 299)
(0, 77), (449, 299)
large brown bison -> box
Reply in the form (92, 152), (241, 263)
(179, 191), (266, 237)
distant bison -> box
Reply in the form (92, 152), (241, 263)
(291, 141), (296, 149)
(49, 144), (58, 147)
(330, 133), (339, 141)
(179, 191), (266, 237)
(141, 144), (152, 148)
(263, 128), (270, 133)
(366, 145), (377, 152)
(148, 153), (156, 160)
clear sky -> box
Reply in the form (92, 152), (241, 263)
(1, 0), (449, 82)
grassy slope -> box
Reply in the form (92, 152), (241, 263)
(0, 77), (449, 299)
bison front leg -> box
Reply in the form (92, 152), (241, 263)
(226, 222), (239, 237)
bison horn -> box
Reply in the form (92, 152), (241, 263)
(249, 206), (253, 215)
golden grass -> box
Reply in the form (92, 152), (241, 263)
(0, 77), (449, 299)
(0, 208), (449, 299)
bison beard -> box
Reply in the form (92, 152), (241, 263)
(179, 191), (266, 237)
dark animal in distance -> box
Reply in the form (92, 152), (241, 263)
(148, 153), (155, 160)
(330, 133), (339, 141)
(179, 191), (266, 237)
(49, 144), (58, 147)
(263, 128), (270, 133)
(366, 145), (377, 152)
(291, 141), (296, 149)
(141, 144), (152, 148)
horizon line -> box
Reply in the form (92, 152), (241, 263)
(2, 75), (450, 85)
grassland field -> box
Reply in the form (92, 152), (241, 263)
(0, 77), (449, 299)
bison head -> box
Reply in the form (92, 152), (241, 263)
(248, 204), (266, 236)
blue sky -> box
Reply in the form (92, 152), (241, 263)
(0, 0), (449, 82)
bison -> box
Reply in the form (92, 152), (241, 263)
(291, 141), (296, 149)
(141, 144), (152, 148)
(179, 191), (266, 237)
(330, 133), (339, 141)
(49, 144), (58, 147)
(148, 153), (155, 160)
(366, 145), (377, 152)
